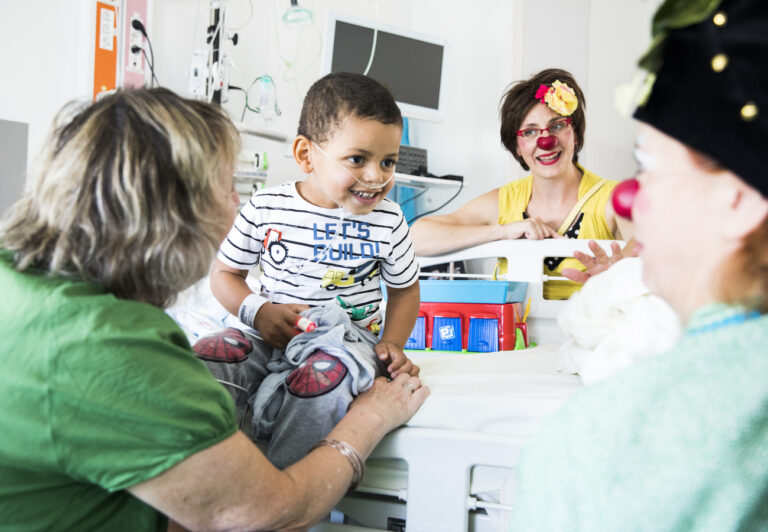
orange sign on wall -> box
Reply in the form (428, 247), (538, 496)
(93, 1), (118, 100)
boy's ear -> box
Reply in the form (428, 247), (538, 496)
(293, 136), (313, 174)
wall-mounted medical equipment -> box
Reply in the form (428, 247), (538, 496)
(282, 0), (314, 27)
(187, 0), (245, 105)
(241, 75), (282, 122)
(321, 13), (447, 123)
(129, 17), (158, 87)
(206, 1), (231, 104)
(234, 150), (268, 205)
(92, 0), (151, 101)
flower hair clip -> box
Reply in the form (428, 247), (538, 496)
(535, 80), (578, 116)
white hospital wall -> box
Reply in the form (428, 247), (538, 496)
(410, 0), (662, 214)
(148, 0), (520, 206)
(150, 0), (660, 213)
(148, 0), (519, 202)
(0, 0), (92, 212)
(0, 0), (660, 217)
(584, 0), (663, 181)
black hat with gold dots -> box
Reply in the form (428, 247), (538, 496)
(633, 0), (768, 198)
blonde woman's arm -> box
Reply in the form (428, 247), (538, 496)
(130, 374), (429, 531)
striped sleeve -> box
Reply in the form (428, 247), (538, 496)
(379, 202), (419, 288)
(217, 197), (264, 270)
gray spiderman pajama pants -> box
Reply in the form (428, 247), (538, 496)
(193, 304), (383, 469)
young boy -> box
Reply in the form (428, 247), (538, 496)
(201, 72), (421, 468)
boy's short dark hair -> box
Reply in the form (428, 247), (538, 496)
(499, 68), (586, 171)
(298, 72), (403, 143)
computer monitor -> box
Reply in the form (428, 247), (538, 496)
(321, 13), (447, 123)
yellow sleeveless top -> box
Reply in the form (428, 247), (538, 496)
(497, 165), (618, 299)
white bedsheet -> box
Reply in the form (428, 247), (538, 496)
(407, 346), (582, 435)
(167, 260), (587, 530)
(359, 346), (582, 511)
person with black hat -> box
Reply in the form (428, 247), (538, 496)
(508, 0), (768, 529)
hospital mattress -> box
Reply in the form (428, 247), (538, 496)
(407, 345), (581, 434)
(350, 345), (582, 528)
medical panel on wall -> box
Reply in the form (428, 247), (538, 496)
(321, 13), (447, 123)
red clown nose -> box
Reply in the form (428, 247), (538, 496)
(611, 178), (639, 219)
(536, 135), (557, 150)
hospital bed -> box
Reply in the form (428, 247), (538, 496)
(310, 239), (619, 532)
(167, 239), (619, 531)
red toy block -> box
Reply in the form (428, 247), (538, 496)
(418, 301), (521, 352)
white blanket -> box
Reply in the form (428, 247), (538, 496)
(407, 346), (581, 434)
(362, 345), (581, 518)
(557, 257), (681, 384)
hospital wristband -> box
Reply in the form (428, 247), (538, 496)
(312, 438), (365, 491)
(238, 293), (268, 329)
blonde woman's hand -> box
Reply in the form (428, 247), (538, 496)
(350, 374), (429, 431)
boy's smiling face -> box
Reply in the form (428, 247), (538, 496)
(296, 114), (402, 214)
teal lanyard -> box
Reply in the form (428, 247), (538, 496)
(687, 310), (760, 336)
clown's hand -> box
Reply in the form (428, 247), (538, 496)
(561, 240), (625, 283)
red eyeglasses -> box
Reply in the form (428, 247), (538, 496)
(516, 118), (573, 140)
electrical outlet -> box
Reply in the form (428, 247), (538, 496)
(189, 50), (208, 99)
(211, 52), (230, 103)
(127, 14), (144, 74)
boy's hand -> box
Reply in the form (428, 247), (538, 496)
(374, 341), (420, 378)
(253, 302), (311, 349)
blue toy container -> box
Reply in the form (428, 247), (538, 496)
(467, 318), (499, 352)
(431, 316), (462, 351)
(405, 316), (426, 350)
(419, 280), (527, 304)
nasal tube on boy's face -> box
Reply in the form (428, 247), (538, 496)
(355, 171), (393, 190)
(312, 142), (394, 190)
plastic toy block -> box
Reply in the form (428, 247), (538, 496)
(405, 315), (426, 350)
(407, 301), (521, 353)
(468, 318), (499, 352)
(431, 315), (463, 351)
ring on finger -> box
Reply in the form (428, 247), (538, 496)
(403, 381), (417, 393)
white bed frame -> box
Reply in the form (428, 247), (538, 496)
(309, 240), (620, 532)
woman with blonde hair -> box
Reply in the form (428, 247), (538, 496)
(0, 88), (427, 530)
(510, 0), (768, 529)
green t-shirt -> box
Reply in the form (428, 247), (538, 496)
(509, 303), (768, 531)
(0, 251), (237, 531)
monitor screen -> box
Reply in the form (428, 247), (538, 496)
(322, 14), (446, 122)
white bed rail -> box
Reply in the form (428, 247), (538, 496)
(369, 428), (525, 532)
(418, 239), (621, 345)
(313, 239), (621, 532)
